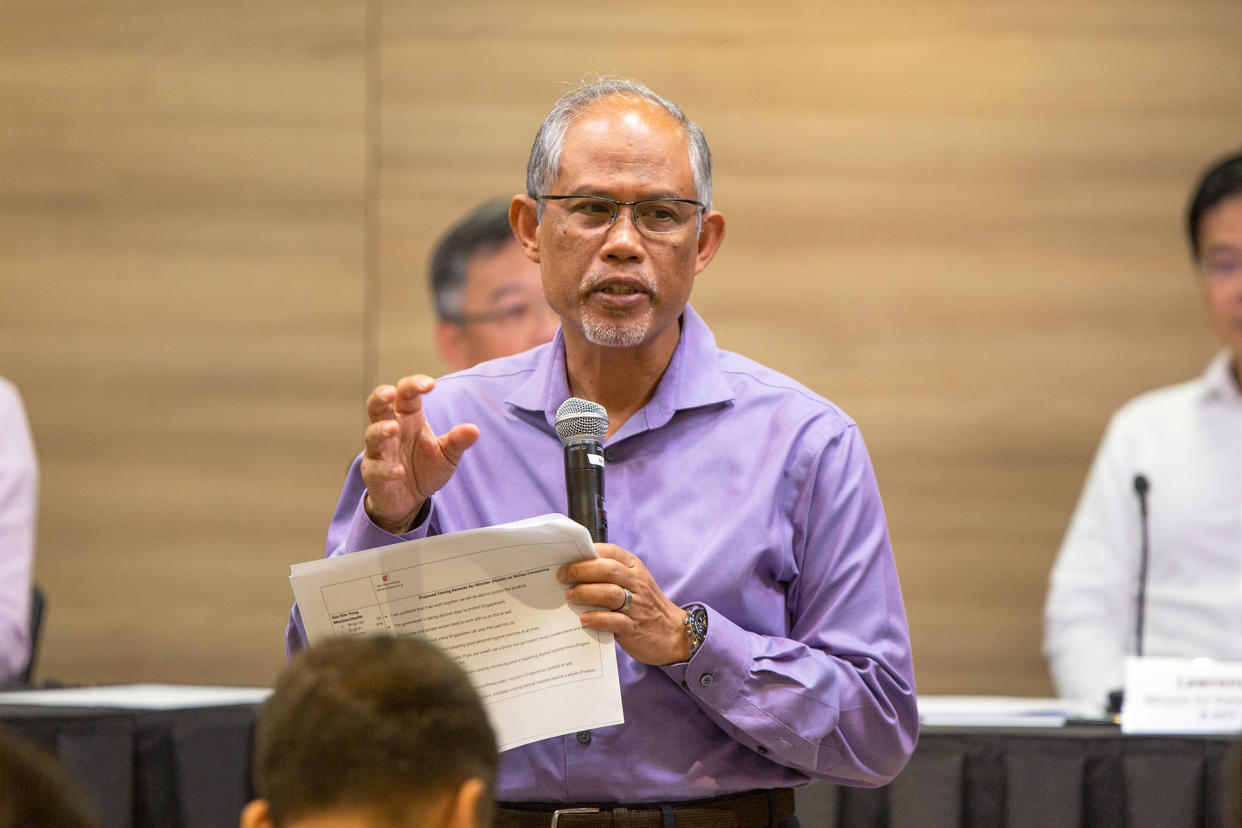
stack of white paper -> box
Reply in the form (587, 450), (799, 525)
(290, 513), (624, 752)
(918, 696), (1105, 727)
(0, 684), (272, 710)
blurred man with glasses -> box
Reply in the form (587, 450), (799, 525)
(1045, 150), (1242, 710)
(430, 198), (559, 371)
(289, 77), (917, 827)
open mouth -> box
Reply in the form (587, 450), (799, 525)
(583, 275), (655, 310)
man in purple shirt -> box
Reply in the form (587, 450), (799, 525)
(288, 77), (916, 826)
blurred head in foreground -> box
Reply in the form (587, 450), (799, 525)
(242, 636), (497, 828)
(0, 725), (98, 828)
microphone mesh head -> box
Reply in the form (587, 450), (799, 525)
(555, 397), (608, 444)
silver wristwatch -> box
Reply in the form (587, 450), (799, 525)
(683, 604), (708, 656)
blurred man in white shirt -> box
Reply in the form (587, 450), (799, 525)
(1044, 150), (1242, 708)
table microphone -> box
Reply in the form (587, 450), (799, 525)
(1133, 473), (1151, 657)
(1108, 473), (1152, 717)
(555, 398), (609, 543)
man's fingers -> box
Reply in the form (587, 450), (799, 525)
(365, 385), (398, 423)
(440, 424), (480, 465)
(360, 456), (404, 487)
(559, 557), (629, 586)
(360, 420), (403, 486)
(593, 543), (638, 567)
(575, 611), (630, 639)
(362, 419), (400, 459)
(560, 544), (638, 584)
(568, 583), (630, 612)
(367, 375), (436, 422)
(393, 375), (435, 416)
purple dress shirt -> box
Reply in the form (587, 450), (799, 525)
(287, 306), (917, 800)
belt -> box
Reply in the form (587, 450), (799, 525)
(495, 788), (795, 828)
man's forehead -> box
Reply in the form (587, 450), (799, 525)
(554, 96), (694, 190)
(1201, 198), (1242, 247)
(465, 242), (539, 292)
(567, 94), (683, 138)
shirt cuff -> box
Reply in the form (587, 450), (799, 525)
(342, 495), (431, 554)
(660, 604), (744, 696)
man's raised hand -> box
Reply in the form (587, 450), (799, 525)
(360, 375), (479, 534)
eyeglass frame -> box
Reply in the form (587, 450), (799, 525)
(1199, 256), (1242, 283)
(441, 299), (553, 328)
(534, 194), (707, 236)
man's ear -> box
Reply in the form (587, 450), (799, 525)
(240, 799), (273, 828)
(443, 778), (488, 828)
(435, 321), (468, 373)
(509, 195), (541, 263)
(694, 210), (726, 274)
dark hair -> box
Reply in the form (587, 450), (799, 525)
(254, 636), (497, 828)
(1187, 149), (1242, 261)
(0, 726), (99, 828)
(429, 198), (518, 321)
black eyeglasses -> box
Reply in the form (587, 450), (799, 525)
(535, 195), (705, 236)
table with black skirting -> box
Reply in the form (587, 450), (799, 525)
(3, 704), (1239, 828)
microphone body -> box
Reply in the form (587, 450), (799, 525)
(1133, 474), (1150, 658)
(555, 398), (609, 543)
(1108, 473), (1152, 717)
(563, 438), (607, 542)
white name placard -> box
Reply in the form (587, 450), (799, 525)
(1121, 656), (1242, 734)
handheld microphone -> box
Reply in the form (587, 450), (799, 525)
(1133, 473), (1151, 657)
(554, 398), (609, 543)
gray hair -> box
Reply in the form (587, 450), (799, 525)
(525, 77), (713, 212)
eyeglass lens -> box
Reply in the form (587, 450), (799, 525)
(547, 197), (701, 235)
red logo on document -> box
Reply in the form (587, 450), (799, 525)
(381, 574), (388, 582)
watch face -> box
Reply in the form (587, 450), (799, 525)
(690, 606), (708, 637)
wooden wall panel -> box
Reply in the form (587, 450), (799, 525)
(377, 1), (1242, 695)
(0, 2), (367, 685)
(2, 0), (1239, 696)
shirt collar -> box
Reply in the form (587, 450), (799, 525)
(1199, 347), (1242, 402)
(504, 304), (736, 433)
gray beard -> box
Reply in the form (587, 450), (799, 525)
(580, 313), (652, 347)
(576, 273), (658, 348)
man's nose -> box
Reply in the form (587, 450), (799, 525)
(600, 207), (644, 260)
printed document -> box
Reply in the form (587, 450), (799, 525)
(290, 513), (623, 751)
